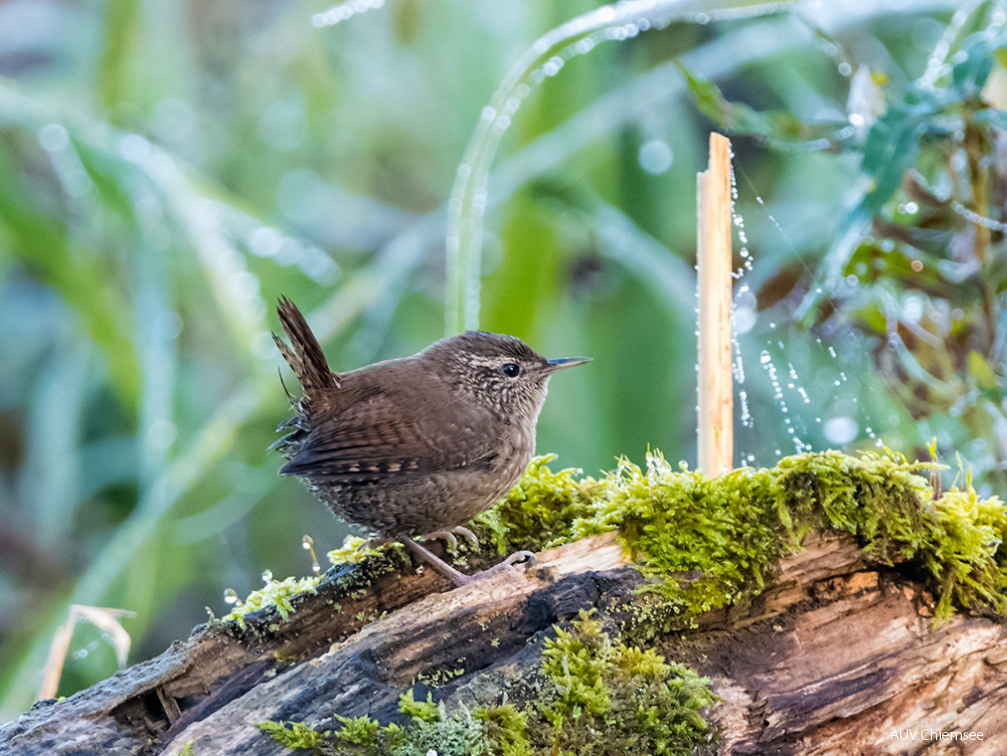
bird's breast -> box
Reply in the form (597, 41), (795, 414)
(492, 422), (537, 488)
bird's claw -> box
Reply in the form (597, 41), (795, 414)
(501, 549), (536, 567)
(452, 526), (480, 547)
(468, 550), (537, 581)
(420, 530), (458, 551)
(420, 526), (480, 552)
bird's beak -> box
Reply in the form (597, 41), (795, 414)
(546, 356), (592, 371)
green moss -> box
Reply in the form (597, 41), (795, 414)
(326, 536), (403, 566)
(178, 741), (195, 756)
(472, 450), (1005, 626)
(540, 612), (612, 726)
(222, 536), (409, 630)
(332, 715), (381, 743)
(533, 611), (716, 755)
(473, 705), (530, 756)
(257, 720), (330, 751)
(259, 693), (487, 755)
(224, 575), (320, 629)
(417, 667), (468, 688)
(398, 689), (439, 723)
(257, 614), (713, 756)
(921, 475), (1007, 617)
(566, 449), (1007, 624)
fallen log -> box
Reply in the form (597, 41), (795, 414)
(2, 528), (1005, 755)
(5, 452), (1007, 755)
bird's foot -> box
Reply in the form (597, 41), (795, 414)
(420, 526), (480, 552)
(452, 526), (480, 547)
(419, 530), (458, 551)
(465, 550), (536, 582)
(398, 537), (534, 588)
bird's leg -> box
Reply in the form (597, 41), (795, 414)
(398, 536), (535, 588)
(398, 537), (473, 586)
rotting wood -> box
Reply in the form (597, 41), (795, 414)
(2, 531), (1005, 755)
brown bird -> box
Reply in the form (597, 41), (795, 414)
(271, 297), (590, 586)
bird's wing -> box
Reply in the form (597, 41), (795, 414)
(278, 390), (499, 484)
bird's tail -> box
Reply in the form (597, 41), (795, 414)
(272, 296), (340, 396)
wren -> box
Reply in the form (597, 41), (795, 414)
(271, 297), (590, 587)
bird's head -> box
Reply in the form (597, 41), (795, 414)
(422, 331), (590, 420)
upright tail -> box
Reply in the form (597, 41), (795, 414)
(272, 296), (340, 396)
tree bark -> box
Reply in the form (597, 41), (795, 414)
(2, 531), (1005, 755)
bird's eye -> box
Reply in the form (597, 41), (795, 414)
(501, 363), (521, 378)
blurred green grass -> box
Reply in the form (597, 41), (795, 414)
(1, 0), (1004, 719)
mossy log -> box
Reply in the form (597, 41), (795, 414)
(2, 529), (1005, 755)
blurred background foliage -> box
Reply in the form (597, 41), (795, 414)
(1, 0), (1006, 717)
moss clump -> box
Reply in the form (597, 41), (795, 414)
(257, 720), (331, 750)
(535, 610), (716, 755)
(258, 691), (503, 755)
(222, 537), (409, 630)
(919, 473), (1007, 617)
(473, 705), (530, 756)
(568, 449), (1007, 624)
(258, 614), (715, 756)
(326, 536), (404, 567)
(470, 450), (1005, 625)
(224, 574), (320, 629)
